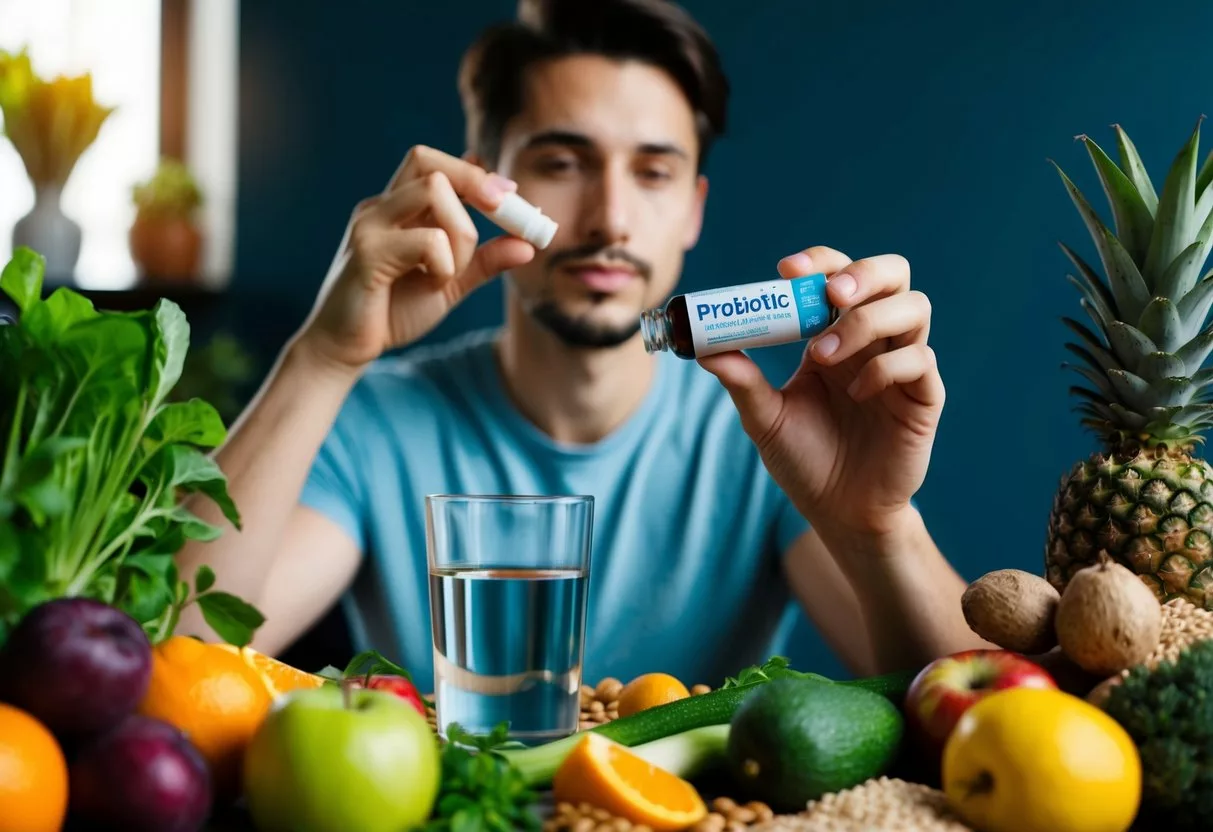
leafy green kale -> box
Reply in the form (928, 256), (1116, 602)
(420, 722), (541, 832)
(0, 247), (262, 646)
(1102, 638), (1213, 830)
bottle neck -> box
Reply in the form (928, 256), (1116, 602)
(639, 307), (673, 353)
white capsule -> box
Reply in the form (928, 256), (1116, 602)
(481, 192), (558, 249)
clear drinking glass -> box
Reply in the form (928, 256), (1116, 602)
(425, 494), (594, 744)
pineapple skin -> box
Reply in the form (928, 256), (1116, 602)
(1046, 448), (1213, 608)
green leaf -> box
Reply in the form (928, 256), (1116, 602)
(1064, 363), (1119, 401)
(1106, 321), (1160, 368)
(1136, 352), (1188, 381)
(0, 523), (19, 582)
(149, 300), (190, 411)
(1065, 343), (1117, 379)
(165, 505), (223, 542)
(1144, 118), (1203, 287)
(1054, 163), (1151, 319)
(21, 288), (98, 344)
(342, 648), (412, 682)
(1082, 134), (1154, 266)
(194, 564), (215, 594)
(1108, 401), (1151, 430)
(115, 561), (175, 624)
(145, 399), (227, 449)
(1177, 272), (1213, 342)
(154, 445), (241, 529)
(1114, 125), (1159, 216)
(1137, 297), (1186, 353)
(0, 247), (45, 315)
(1062, 317), (1120, 373)
(196, 591), (265, 647)
(1177, 326), (1213, 375)
(1060, 242), (1118, 318)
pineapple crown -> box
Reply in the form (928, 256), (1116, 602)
(1055, 116), (1213, 454)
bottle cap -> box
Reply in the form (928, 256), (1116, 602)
(484, 192), (558, 249)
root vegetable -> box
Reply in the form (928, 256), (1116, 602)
(961, 569), (1060, 653)
(1054, 553), (1162, 677)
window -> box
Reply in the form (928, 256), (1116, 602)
(0, 0), (237, 290)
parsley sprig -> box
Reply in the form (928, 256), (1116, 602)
(420, 722), (542, 832)
(720, 655), (831, 689)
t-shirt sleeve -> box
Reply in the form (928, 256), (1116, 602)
(299, 402), (367, 552)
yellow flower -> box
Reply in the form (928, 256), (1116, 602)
(0, 45), (115, 186)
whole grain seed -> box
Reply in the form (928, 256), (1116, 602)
(748, 777), (972, 832)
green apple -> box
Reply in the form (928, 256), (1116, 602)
(243, 684), (440, 832)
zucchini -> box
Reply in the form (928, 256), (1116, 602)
(501, 667), (916, 787)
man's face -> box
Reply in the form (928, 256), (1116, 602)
(488, 54), (708, 349)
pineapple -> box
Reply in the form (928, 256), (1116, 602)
(1046, 118), (1213, 608)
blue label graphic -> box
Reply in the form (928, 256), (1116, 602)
(791, 273), (831, 338)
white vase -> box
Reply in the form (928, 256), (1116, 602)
(12, 184), (81, 283)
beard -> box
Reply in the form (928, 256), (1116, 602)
(529, 298), (642, 349)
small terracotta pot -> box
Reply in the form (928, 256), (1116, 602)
(129, 214), (202, 281)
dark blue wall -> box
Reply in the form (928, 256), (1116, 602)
(233, 0), (1213, 679)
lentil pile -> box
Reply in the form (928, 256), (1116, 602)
(749, 778), (972, 832)
(544, 797), (775, 832)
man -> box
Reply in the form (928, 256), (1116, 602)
(177, 0), (986, 692)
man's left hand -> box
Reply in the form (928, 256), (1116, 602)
(699, 245), (943, 540)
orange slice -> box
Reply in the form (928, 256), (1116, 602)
(215, 644), (326, 697)
(552, 733), (707, 830)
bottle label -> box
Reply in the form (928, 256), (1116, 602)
(685, 274), (831, 357)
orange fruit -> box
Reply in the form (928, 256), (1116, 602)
(0, 703), (68, 832)
(215, 643), (327, 697)
(138, 635), (273, 798)
(616, 673), (690, 718)
(553, 732), (707, 830)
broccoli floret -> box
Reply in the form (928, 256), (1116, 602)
(1102, 637), (1213, 830)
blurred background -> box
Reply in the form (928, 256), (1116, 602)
(3, 0), (1213, 678)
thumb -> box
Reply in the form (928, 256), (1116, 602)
(698, 351), (784, 440)
(454, 236), (536, 297)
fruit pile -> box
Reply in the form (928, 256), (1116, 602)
(0, 595), (437, 832)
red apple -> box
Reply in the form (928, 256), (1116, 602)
(904, 649), (1057, 754)
(346, 675), (426, 716)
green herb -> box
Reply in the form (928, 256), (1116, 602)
(0, 246), (262, 646)
(721, 655), (831, 689)
(1102, 638), (1213, 830)
(419, 722), (542, 832)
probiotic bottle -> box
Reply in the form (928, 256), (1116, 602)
(640, 273), (837, 358)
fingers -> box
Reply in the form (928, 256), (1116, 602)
(809, 291), (931, 365)
(370, 227), (458, 282)
(387, 144), (518, 213)
(822, 254), (911, 309)
(454, 236), (536, 297)
(777, 246), (853, 280)
(696, 351), (784, 443)
(779, 249), (911, 310)
(846, 344), (944, 408)
(368, 172), (482, 274)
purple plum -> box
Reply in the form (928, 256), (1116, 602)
(0, 598), (152, 736)
(68, 714), (212, 831)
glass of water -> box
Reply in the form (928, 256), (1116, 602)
(425, 494), (594, 744)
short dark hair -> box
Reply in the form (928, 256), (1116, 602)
(458, 0), (729, 171)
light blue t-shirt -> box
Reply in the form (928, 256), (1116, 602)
(299, 328), (812, 693)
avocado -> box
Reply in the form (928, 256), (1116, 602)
(726, 678), (904, 812)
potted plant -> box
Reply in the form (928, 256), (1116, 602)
(129, 157), (204, 282)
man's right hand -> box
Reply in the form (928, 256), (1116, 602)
(295, 145), (538, 373)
